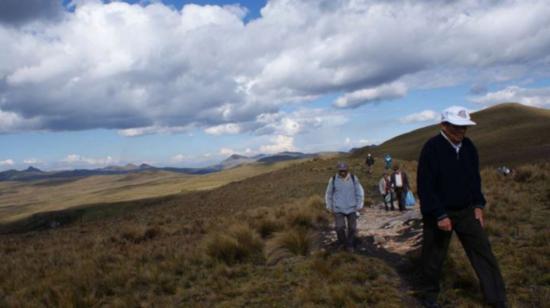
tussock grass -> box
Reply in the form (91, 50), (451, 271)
(204, 195), (329, 266)
(265, 227), (318, 265)
(119, 225), (163, 243)
(294, 252), (402, 307)
(203, 224), (263, 265)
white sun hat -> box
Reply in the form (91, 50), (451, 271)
(441, 106), (476, 126)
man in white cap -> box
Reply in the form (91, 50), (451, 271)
(417, 106), (507, 308)
(325, 162), (365, 252)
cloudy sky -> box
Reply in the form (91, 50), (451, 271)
(1, 0), (550, 170)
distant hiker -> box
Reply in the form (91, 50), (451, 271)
(417, 106), (507, 308)
(365, 153), (375, 174)
(384, 154), (392, 170)
(378, 172), (394, 211)
(390, 163), (410, 212)
(325, 162), (365, 252)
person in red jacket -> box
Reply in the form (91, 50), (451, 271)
(417, 106), (507, 308)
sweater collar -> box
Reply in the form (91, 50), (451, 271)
(440, 130), (462, 154)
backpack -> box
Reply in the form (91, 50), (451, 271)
(332, 174), (357, 194)
(330, 174), (359, 212)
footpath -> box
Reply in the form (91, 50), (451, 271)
(357, 205), (423, 255)
(323, 203), (425, 306)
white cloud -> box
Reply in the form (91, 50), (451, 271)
(219, 148), (235, 156)
(334, 83), (407, 109)
(0, 0), (549, 135)
(400, 110), (439, 124)
(0, 108), (40, 133)
(62, 154), (116, 166)
(118, 125), (192, 137)
(170, 154), (187, 163)
(205, 123), (242, 135)
(255, 108), (347, 136)
(342, 138), (372, 149)
(23, 158), (41, 165)
(0, 159), (15, 166)
(470, 86), (550, 107)
(259, 135), (295, 154)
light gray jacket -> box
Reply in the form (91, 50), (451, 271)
(325, 174), (365, 214)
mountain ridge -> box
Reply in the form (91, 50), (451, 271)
(0, 151), (319, 182)
(352, 103), (550, 166)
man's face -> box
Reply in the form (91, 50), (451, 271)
(338, 170), (348, 177)
(442, 122), (468, 144)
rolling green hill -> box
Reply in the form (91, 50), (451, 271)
(353, 103), (550, 166)
(0, 159), (308, 224)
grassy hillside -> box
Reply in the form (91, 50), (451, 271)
(0, 159), (307, 224)
(1, 156), (404, 307)
(353, 103), (550, 166)
(1, 153), (547, 306)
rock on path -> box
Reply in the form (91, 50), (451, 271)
(356, 204), (423, 255)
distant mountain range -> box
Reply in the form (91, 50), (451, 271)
(0, 151), (320, 182)
(352, 103), (550, 166)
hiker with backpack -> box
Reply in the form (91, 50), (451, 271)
(390, 163), (410, 211)
(378, 172), (394, 211)
(325, 162), (365, 252)
(365, 153), (375, 174)
(384, 154), (393, 170)
(417, 106), (507, 308)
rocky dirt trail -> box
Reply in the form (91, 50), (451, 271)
(357, 205), (423, 255)
(323, 203), (425, 306)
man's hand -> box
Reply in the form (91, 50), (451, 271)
(474, 207), (484, 228)
(437, 217), (453, 231)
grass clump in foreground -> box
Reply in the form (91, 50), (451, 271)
(198, 194), (406, 306)
(295, 252), (402, 308)
(203, 195), (329, 266)
(203, 224), (264, 265)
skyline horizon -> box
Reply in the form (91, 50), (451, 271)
(2, 0), (550, 171)
(2, 101), (539, 172)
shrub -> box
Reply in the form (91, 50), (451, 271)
(265, 227), (318, 265)
(119, 225), (162, 243)
(286, 196), (330, 229)
(513, 167), (533, 183)
(203, 224), (263, 265)
(252, 216), (284, 238)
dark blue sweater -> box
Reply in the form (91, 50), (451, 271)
(417, 133), (486, 219)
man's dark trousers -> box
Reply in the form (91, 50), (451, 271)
(395, 187), (405, 211)
(334, 212), (357, 248)
(421, 207), (507, 305)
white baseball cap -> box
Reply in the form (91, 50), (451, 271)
(441, 106), (476, 126)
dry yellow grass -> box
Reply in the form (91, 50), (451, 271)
(0, 153), (547, 306)
(0, 159), (305, 223)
